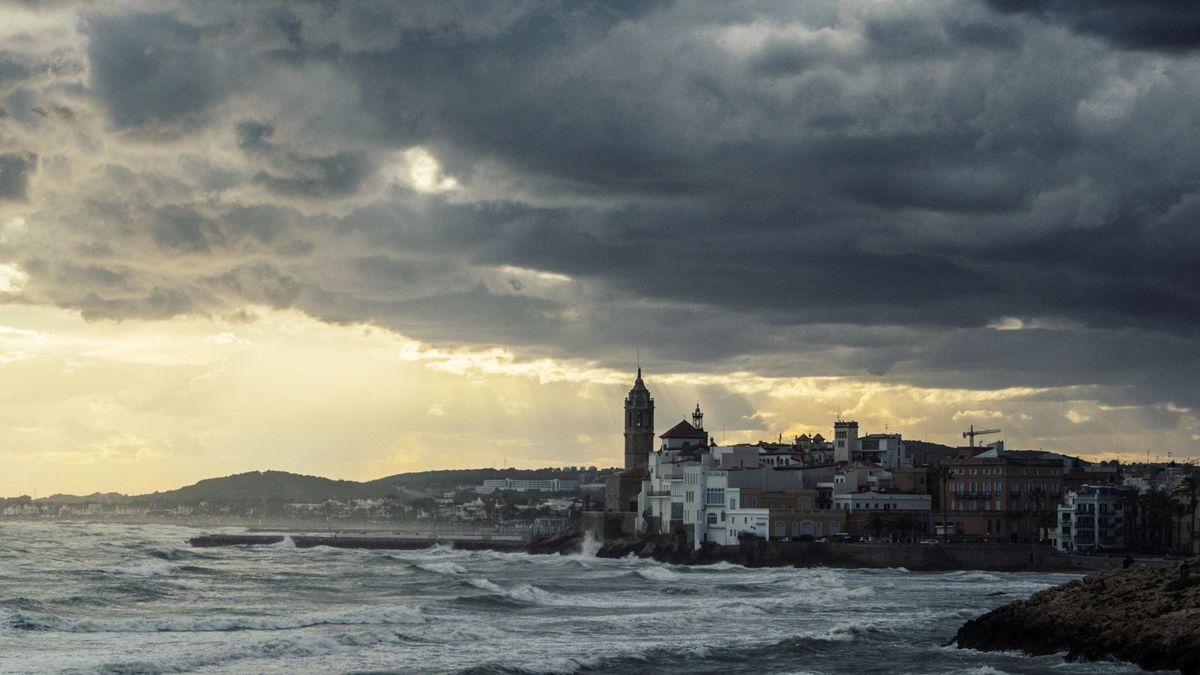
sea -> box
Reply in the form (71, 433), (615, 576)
(0, 522), (1142, 674)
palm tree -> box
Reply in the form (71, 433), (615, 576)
(1173, 472), (1200, 555)
(1138, 490), (1181, 554)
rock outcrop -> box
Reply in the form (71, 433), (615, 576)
(955, 558), (1200, 673)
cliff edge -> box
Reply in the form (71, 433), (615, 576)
(954, 558), (1200, 673)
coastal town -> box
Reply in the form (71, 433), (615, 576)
(600, 369), (1199, 558)
(4, 367), (1197, 560)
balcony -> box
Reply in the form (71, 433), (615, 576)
(646, 490), (673, 498)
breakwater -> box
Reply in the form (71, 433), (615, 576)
(189, 532), (528, 551)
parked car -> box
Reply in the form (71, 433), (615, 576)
(919, 539), (939, 544)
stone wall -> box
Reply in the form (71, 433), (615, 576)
(734, 541), (1121, 571)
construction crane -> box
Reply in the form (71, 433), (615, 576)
(963, 425), (1001, 447)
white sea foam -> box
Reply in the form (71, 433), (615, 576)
(96, 562), (180, 577)
(416, 561), (468, 575)
(698, 560), (750, 571)
(7, 604), (425, 633)
(576, 531), (601, 559)
(468, 578), (505, 593)
(636, 566), (681, 582)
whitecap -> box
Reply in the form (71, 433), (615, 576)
(7, 604), (425, 633)
(636, 566), (682, 582)
(96, 562), (179, 577)
(416, 561), (468, 575)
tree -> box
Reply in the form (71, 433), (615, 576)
(1136, 490), (1179, 554)
(1173, 472), (1200, 555)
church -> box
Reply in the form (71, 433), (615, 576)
(604, 367), (656, 513)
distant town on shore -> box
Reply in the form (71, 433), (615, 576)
(5, 368), (1197, 557)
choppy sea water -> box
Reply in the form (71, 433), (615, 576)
(0, 522), (1142, 674)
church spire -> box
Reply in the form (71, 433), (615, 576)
(624, 367), (654, 471)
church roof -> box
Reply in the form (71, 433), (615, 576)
(661, 420), (708, 439)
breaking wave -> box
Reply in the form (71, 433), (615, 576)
(6, 604), (425, 633)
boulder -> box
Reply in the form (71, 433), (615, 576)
(954, 558), (1200, 673)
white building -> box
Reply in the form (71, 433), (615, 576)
(1053, 485), (1128, 552)
(832, 491), (932, 514)
(476, 478), (579, 494)
(832, 420), (908, 469)
(637, 417), (774, 549)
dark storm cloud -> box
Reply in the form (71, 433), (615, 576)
(7, 0), (1200, 418)
(83, 11), (229, 132)
(235, 119), (374, 198)
(0, 151), (36, 200)
(985, 0), (1200, 52)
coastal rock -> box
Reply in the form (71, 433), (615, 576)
(954, 558), (1200, 673)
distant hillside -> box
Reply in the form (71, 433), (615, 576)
(130, 470), (365, 503)
(361, 467), (598, 498)
(904, 440), (958, 465)
(120, 467), (613, 503)
(41, 492), (127, 504)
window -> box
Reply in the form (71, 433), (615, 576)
(706, 512), (718, 525)
(706, 488), (725, 506)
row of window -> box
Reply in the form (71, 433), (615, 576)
(947, 467), (1053, 476)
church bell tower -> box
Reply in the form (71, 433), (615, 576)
(624, 367), (655, 471)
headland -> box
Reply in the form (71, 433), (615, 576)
(955, 558), (1200, 673)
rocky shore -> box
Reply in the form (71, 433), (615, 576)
(955, 558), (1200, 673)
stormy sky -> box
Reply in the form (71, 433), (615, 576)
(1, 1), (1198, 494)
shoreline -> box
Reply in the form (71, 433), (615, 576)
(6, 519), (1149, 573)
(594, 538), (1125, 572)
(185, 526), (1140, 573)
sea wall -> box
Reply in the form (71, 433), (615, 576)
(596, 536), (1121, 572)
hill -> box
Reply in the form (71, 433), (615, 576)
(118, 467), (611, 503)
(129, 470), (365, 503)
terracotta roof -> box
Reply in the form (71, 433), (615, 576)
(660, 420), (708, 439)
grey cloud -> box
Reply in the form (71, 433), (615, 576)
(0, 52), (31, 88)
(0, 151), (36, 200)
(204, 263), (301, 309)
(235, 119), (374, 197)
(253, 152), (372, 198)
(150, 205), (218, 255)
(984, 0), (1200, 52)
(83, 12), (229, 132)
(77, 287), (195, 321)
(5, 1), (1200, 421)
